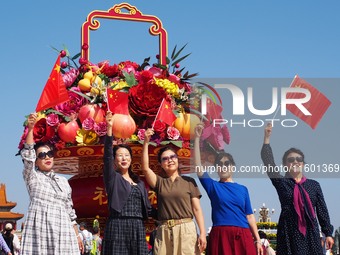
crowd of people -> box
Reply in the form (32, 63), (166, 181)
(13, 113), (335, 255)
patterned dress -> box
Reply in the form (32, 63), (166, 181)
(261, 144), (333, 255)
(102, 135), (150, 255)
(20, 144), (80, 255)
(102, 185), (148, 255)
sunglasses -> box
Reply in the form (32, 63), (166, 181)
(37, 150), (54, 160)
(287, 156), (303, 163)
(161, 154), (178, 162)
(218, 160), (231, 167)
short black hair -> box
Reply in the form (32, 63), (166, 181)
(34, 141), (55, 154)
(157, 146), (176, 163)
(214, 151), (236, 166)
(282, 147), (305, 165)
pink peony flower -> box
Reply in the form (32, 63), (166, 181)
(82, 118), (95, 131)
(168, 73), (180, 84)
(137, 129), (146, 140)
(147, 66), (163, 77)
(62, 68), (79, 88)
(94, 122), (107, 136)
(46, 113), (60, 127)
(167, 127), (180, 140)
(55, 87), (87, 116)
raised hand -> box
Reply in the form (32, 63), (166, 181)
(27, 113), (37, 130)
(264, 122), (272, 144)
(106, 111), (114, 128)
(195, 123), (204, 138)
(106, 111), (114, 136)
(144, 128), (154, 143)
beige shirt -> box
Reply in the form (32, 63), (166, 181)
(155, 175), (201, 221)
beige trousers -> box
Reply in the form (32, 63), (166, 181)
(153, 220), (200, 255)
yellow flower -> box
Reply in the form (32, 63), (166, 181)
(76, 129), (99, 145)
(129, 134), (138, 141)
(110, 80), (129, 90)
(154, 77), (180, 98)
(36, 112), (46, 121)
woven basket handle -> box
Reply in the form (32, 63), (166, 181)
(81, 3), (168, 65)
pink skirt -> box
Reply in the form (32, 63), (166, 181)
(208, 226), (257, 255)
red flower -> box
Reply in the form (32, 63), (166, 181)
(99, 61), (119, 78)
(129, 82), (167, 117)
(136, 70), (154, 83)
(33, 118), (56, 143)
(152, 120), (167, 133)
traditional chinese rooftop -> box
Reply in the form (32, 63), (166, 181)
(0, 184), (24, 221)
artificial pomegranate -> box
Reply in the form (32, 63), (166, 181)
(57, 120), (80, 143)
(111, 114), (136, 139)
(78, 104), (105, 123)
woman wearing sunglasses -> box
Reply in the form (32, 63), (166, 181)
(194, 124), (262, 255)
(20, 113), (83, 255)
(103, 111), (151, 255)
(142, 128), (207, 255)
(261, 122), (334, 255)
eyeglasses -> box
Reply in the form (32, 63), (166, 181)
(218, 160), (231, 167)
(161, 154), (178, 162)
(37, 150), (54, 160)
(287, 156), (303, 163)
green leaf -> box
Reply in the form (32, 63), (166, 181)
(176, 67), (185, 74)
(171, 45), (178, 59)
(123, 71), (138, 86)
(69, 87), (92, 101)
(140, 140), (158, 146)
(172, 43), (188, 62)
(50, 45), (61, 54)
(172, 53), (191, 67)
(71, 53), (81, 60)
(183, 72), (199, 80)
(170, 141), (183, 148)
(200, 88), (217, 104)
(45, 109), (66, 116)
(160, 141), (171, 145)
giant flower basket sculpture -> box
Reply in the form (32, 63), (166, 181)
(18, 3), (230, 233)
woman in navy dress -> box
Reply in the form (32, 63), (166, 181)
(261, 123), (334, 255)
(102, 111), (151, 255)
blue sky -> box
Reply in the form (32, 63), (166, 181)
(1, 0), (340, 232)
